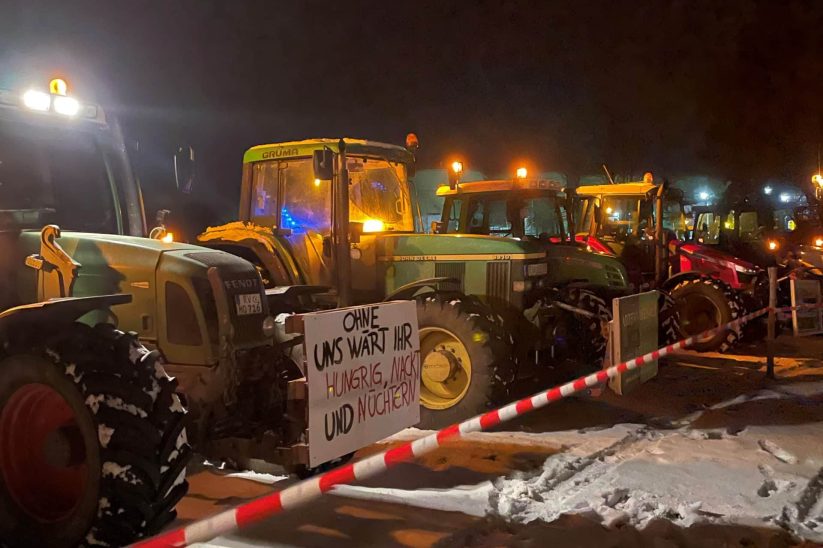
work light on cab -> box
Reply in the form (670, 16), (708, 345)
(448, 160), (463, 189)
(767, 239), (779, 251)
(22, 89), (50, 111)
(516, 167), (528, 179)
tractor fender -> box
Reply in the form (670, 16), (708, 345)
(0, 294), (131, 342)
(198, 221), (301, 285)
(660, 271), (705, 293)
(384, 277), (460, 301)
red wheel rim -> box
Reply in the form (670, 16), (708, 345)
(0, 383), (88, 522)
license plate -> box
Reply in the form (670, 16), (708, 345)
(235, 293), (262, 316)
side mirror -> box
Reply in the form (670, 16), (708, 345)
(431, 221), (444, 234)
(348, 221), (363, 244)
(174, 145), (195, 194)
(313, 149), (335, 181)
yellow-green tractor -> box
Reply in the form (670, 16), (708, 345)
(198, 138), (625, 428)
(0, 79), (329, 546)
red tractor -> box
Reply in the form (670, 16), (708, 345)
(575, 176), (764, 352)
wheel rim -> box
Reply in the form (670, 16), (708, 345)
(419, 327), (472, 410)
(679, 294), (722, 341)
(0, 383), (88, 522)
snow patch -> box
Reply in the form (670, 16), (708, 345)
(225, 470), (289, 485)
(340, 423), (823, 543)
(98, 424), (114, 448)
(333, 482), (493, 516)
(85, 394), (147, 418)
(758, 439), (798, 464)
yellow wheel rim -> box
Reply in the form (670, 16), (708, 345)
(419, 326), (472, 410)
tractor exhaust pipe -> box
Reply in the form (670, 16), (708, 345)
(335, 139), (353, 307)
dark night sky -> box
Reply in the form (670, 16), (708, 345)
(1, 0), (822, 224)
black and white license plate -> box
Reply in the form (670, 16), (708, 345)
(235, 293), (262, 316)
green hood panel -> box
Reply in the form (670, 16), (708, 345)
(16, 231), (241, 342)
(375, 234), (546, 259)
(544, 244), (628, 288)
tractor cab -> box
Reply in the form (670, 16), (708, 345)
(690, 189), (823, 269)
(574, 178), (686, 289)
(434, 175), (629, 292)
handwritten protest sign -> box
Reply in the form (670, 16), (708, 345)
(303, 300), (420, 467)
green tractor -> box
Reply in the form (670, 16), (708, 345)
(0, 79), (336, 546)
(198, 138), (620, 428)
(432, 174), (656, 363)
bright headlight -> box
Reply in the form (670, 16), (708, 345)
(362, 219), (385, 233)
(767, 239), (779, 251)
(53, 95), (80, 116)
(815, 238), (823, 248)
(262, 315), (277, 338)
(22, 89), (50, 111)
(526, 262), (548, 277)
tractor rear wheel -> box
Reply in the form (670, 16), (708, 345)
(415, 294), (515, 429)
(658, 291), (683, 346)
(670, 278), (743, 352)
(0, 323), (189, 547)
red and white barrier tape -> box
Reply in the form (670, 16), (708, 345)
(133, 306), (769, 548)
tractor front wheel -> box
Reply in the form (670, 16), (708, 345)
(670, 278), (743, 353)
(0, 323), (190, 547)
(415, 294), (515, 429)
(558, 288), (612, 376)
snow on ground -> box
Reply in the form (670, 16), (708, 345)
(333, 382), (823, 543)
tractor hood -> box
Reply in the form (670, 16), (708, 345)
(678, 241), (761, 274)
(374, 233), (546, 259)
(544, 244), (629, 288)
(16, 230), (266, 354)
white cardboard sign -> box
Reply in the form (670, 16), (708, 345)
(790, 279), (823, 336)
(303, 300), (420, 467)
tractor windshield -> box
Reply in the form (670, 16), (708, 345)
(0, 119), (130, 233)
(446, 191), (567, 240)
(250, 156), (414, 232)
(347, 157), (413, 231)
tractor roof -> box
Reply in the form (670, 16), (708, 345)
(575, 182), (659, 197)
(436, 178), (564, 197)
(244, 138), (414, 164)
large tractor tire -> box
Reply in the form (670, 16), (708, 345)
(0, 323), (190, 548)
(658, 290), (683, 347)
(415, 294), (515, 430)
(670, 277), (743, 353)
(558, 288), (612, 375)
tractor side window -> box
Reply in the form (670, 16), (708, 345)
(487, 200), (511, 234)
(661, 200), (686, 238)
(348, 158), (413, 231)
(466, 200), (486, 233)
(738, 211), (760, 242)
(280, 160), (331, 233)
(445, 199), (463, 233)
(695, 213), (720, 244)
(251, 161), (280, 227)
(521, 197), (563, 239)
(599, 197), (639, 241)
(0, 122), (118, 233)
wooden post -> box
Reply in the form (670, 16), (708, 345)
(766, 266), (777, 380)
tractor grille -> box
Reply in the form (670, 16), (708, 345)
(486, 261), (510, 302)
(435, 262), (465, 293)
(186, 251), (267, 347)
(605, 264), (625, 287)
